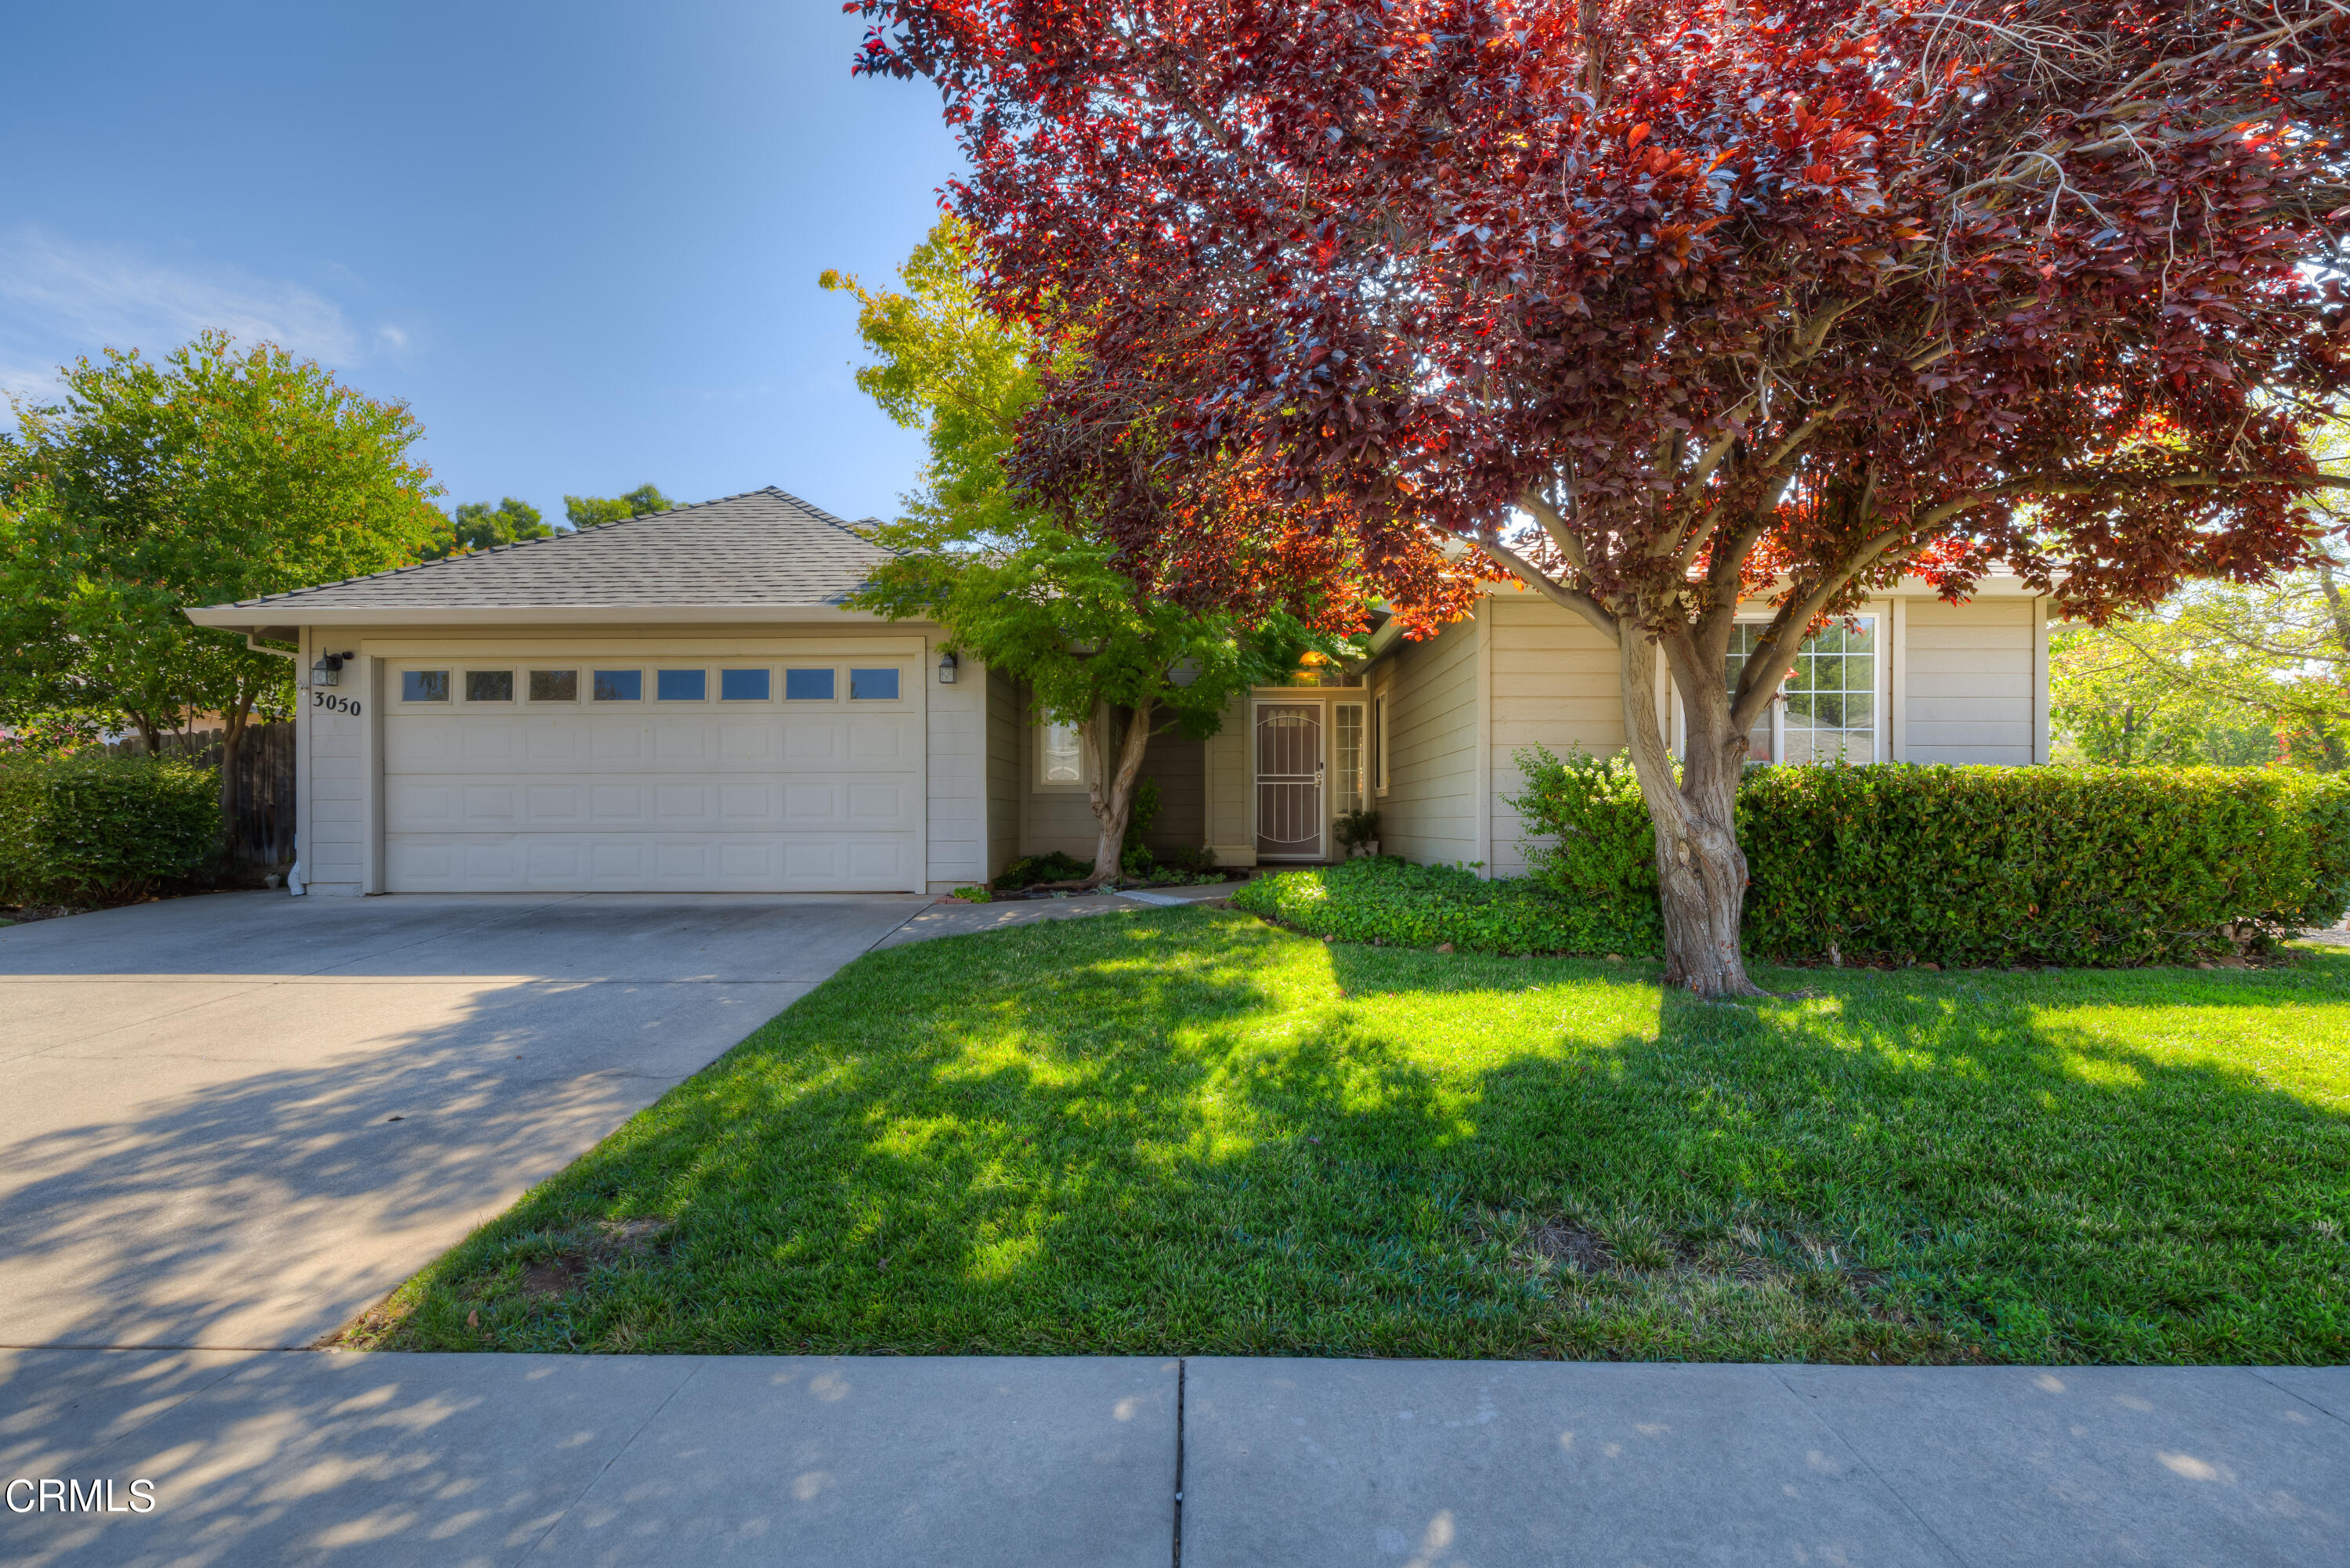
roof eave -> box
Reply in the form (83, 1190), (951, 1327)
(183, 602), (906, 632)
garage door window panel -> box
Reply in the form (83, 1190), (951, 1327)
(720, 668), (772, 701)
(850, 667), (901, 701)
(785, 668), (837, 701)
(528, 670), (579, 703)
(656, 669), (707, 702)
(465, 670), (515, 703)
(594, 670), (642, 702)
(402, 670), (450, 703)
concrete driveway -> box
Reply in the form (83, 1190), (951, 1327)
(0, 891), (930, 1351)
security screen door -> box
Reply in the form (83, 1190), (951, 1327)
(1254, 703), (1325, 859)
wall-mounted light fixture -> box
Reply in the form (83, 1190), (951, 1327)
(937, 650), (960, 685)
(309, 652), (346, 688)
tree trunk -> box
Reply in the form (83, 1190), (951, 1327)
(1617, 626), (1761, 997)
(1080, 695), (1157, 886)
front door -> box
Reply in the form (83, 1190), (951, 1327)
(1254, 702), (1324, 859)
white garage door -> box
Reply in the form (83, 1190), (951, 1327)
(381, 652), (922, 892)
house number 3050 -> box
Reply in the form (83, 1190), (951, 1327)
(311, 692), (362, 716)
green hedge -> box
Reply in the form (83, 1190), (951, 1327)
(1737, 764), (2350, 966)
(0, 753), (222, 905)
(1512, 748), (2350, 966)
(1229, 855), (1661, 956)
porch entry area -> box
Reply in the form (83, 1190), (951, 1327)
(1252, 695), (1370, 862)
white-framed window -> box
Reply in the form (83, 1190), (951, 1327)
(849, 667), (903, 701)
(1332, 701), (1367, 816)
(1037, 720), (1086, 790)
(655, 667), (708, 702)
(400, 669), (450, 703)
(1726, 616), (1879, 764)
(526, 669), (580, 703)
(462, 669), (515, 703)
(592, 668), (644, 702)
(718, 667), (772, 702)
(783, 667), (837, 701)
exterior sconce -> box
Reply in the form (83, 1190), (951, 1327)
(310, 652), (345, 688)
(938, 650), (959, 685)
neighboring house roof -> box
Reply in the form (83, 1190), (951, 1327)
(191, 488), (891, 619)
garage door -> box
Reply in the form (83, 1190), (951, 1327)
(381, 652), (922, 892)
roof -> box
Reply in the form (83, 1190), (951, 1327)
(193, 488), (892, 616)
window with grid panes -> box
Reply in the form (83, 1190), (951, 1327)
(1723, 618), (1877, 764)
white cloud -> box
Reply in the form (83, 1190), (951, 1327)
(0, 226), (410, 385)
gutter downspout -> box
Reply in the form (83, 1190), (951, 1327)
(244, 634), (306, 894)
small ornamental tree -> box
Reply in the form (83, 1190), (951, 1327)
(851, 0), (2350, 993)
(827, 221), (1402, 881)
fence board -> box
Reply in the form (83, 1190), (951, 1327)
(104, 723), (297, 867)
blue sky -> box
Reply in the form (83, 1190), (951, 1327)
(0, 1), (962, 525)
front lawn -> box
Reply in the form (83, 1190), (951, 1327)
(345, 909), (2350, 1363)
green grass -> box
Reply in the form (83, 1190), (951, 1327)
(347, 909), (2350, 1363)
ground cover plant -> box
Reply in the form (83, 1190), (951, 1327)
(348, 909), (2350, 1364)
(1234, 856), (1660, 957)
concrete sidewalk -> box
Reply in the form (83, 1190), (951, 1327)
(4, 1351), (2343, 1567)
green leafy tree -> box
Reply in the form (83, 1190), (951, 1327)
(0, 331), (443, 821)
(563, 484), (673, 530)
(825, 220), (1346, 883)
(420, 497), (551, 560)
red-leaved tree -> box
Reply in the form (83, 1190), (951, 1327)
(852, 0), (2350, 994)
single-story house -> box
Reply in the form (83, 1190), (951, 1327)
(186, 486), (2048, 896)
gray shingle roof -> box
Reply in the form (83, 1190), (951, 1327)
(204, 487), (891, 611)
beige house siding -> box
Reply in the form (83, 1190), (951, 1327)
(1373, 608), (1482, 867)
(1904, 596), (2040, 765)
(1482, 592), (1628, 880)
(922, 628), (988, 890)
(985, 666), (1021, 878)
(1012, 696), (1223, 865)
(1205, 698), (1253, 865)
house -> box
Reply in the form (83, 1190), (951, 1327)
(185, 486), (2048, 896)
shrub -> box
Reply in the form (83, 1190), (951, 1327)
(1230, 855), (1661, 956)
(1738, 764), (2350, 966)
(1513, 748), (2350, 966)
(0, 753), (222, 905)
(1510, 747), (1657, 904)
(993, 851), (1094, 890)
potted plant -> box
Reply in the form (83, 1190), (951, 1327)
(1334, 807), (1382, 860)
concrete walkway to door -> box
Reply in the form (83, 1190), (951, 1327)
(0, 890), (931, 1352)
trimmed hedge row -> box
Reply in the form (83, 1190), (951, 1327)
(1511, 750), (2350, 966)
(0, 754), (222, 906)
(1229, 855), (1661, 957)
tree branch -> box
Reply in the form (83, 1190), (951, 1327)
(1474, 533), (1620, 644)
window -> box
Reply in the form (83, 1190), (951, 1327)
(593, 669), (642, 702)
(719, 668), (771, 701)
(1370, 695), (1387, 794)
(656, 669), (707, 701)
(1725, 616), (1878, 764)
(850, 667), (900, 701)
(1333, 702), (1367, 815)
(465, 670), (514, 703)
(528, 669), (577, 703)
(784, 668), (835, 701)
(403, 670), (450, 703)
(1039, 721), (1083, 787)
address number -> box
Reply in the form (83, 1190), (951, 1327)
(311, 692), (363, 716)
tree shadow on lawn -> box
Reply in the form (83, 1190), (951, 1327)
(361, 913), (2350, 1366)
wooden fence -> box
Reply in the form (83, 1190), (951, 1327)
(105, 723), (297, 868)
